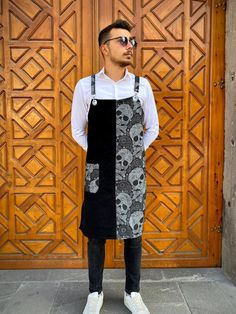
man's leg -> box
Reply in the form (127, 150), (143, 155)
(87, 237), (106, 294)
(124, 235), (142, 294)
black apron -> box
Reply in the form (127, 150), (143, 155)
(79, 74), (146, 239)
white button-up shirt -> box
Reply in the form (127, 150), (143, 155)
(71, 67), (159, 151)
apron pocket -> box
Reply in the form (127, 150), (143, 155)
(85, 163), (99, 193)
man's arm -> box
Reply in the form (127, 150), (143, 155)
(71, 80), (88, 151)
(143, 78), (159, 150)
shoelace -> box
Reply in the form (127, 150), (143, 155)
(130, 292), (147, 312)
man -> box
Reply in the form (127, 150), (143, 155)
(71, 19), (159, 314)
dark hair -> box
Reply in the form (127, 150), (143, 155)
(98, 19), (133, 46)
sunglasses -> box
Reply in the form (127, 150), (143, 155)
(103, 36), (137, 48)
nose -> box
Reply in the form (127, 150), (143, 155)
(126, 40), (133, 49)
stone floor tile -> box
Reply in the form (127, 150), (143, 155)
(46, 269), (88, 282)
(139, 282), (185, 304)
(0, 268), (235, 314)
(50, 282), (184, 314)
(148, 304), (191, 314)
(103, 269), (125, 281)
(46, 268), (163, 283)
(0, 282), (21, 298)
(196, 268), (233, 282)
(0, 299), (11, 313)
(179, 281), (236, 314)
(2, 282), (59, 314)
(162, 267), (226, 282)
(0, 269), (49, 283)
(214, 280), (236, 308)
(139, 268), (163, 281)
(191, 308), (233, 314)
(49, 282), (86, 314)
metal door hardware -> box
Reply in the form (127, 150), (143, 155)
(210, 225), (223, 233)
(213, 79), (225, 89)
(215, 1), (227, 10)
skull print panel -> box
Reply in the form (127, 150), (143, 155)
(79, 74), (146, 240)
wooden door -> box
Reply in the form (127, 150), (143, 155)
(0, 0), (225, 269)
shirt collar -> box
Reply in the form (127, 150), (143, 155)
(96, 66), (132, 81)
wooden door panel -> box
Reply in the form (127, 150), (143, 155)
(0, 0), (86, 268)
(98, 0), (224, 268)
(0, 0), (224, 268)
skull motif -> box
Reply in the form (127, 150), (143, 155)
(116, 192), (132, 223)
(131, 113), (143, 125)
(128, 167), (145, 201)
(130, 201), (143, 213)
(130, 123), (143, 144)
(117, 135), (133, 151)
(89, 177), (99, 193)
(128, 167), (145, 190)
(129, 123), (144, 155)
(85, 163), (99, 193)
(129, 211), (144, 236)
(117, 104), (133, 134)
(117, 180), (133, 195)
(117, 148), (133, 172)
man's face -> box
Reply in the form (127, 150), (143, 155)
(101, 28), (135, 67)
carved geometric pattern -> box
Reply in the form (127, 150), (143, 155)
(0, 0), (83, 262)
(114, 0), (211, 264)
(0, 0), (217, 267)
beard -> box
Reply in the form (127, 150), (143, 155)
(110, 54), (132, 67)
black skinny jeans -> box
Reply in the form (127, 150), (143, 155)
(87, 236), (142, 295)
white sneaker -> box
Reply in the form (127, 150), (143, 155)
(124, 291), (150, 314)
(83, 291), (104, 314)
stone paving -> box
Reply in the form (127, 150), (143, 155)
(0, 268), (236, 313)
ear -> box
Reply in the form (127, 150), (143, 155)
(100, 44), (109, 56)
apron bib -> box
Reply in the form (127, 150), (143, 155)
(79, 74), (146, 239)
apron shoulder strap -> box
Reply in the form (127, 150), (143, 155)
(91, 74), (96, 96)
(134, 75), (140, 93)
